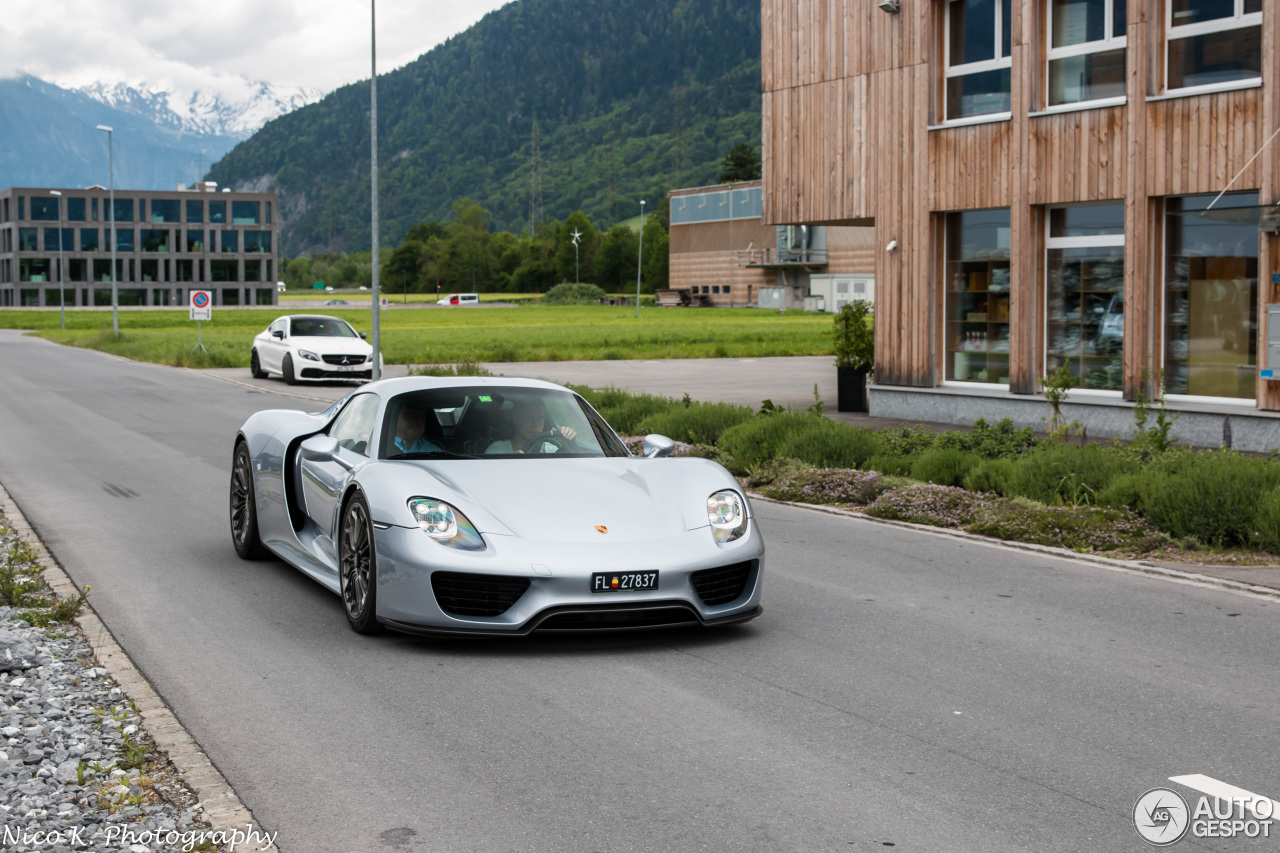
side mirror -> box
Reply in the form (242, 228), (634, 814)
(271, 329), (284, 339)
(300, 434), (341, 462)
(359, 332), (368, 339)
(642, 434), (676, 458)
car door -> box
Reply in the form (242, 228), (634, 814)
(299, 393), (381, 540)
(260, 319), (286, 373)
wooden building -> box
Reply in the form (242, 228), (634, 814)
(762, 0), (1280, 444)
(668, 180), (875, 307)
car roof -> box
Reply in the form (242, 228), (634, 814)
(357, 375), (573, 399)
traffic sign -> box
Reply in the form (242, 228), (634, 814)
(189, 290), (212, 321)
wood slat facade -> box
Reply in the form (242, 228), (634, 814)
(763, 0), (1280, 411)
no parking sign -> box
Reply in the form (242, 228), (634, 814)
(189, 290), (212, 321)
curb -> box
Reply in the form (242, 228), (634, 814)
(0, 483), (278, 853)
(750, 492), (1280, 603)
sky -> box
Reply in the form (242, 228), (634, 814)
(0, 0), (513, 96)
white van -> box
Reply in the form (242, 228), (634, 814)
(436, 293), (479, 306)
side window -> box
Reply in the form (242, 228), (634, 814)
(270, 319), (285, 336)
(328, 394), (380, 457)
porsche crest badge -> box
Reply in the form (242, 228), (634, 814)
(594, 525), (608, 534)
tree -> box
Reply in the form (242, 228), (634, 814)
(718, 142), (761, 183)
(642, 214), (669, 291)
(594, 224), (639, 290)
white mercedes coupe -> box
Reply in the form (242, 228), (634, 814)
(250, 314), (381, 384)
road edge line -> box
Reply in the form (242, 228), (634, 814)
(750, 493), (1280, 603)
(0, 481), (278, 852)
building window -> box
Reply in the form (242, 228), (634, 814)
(265, 202), (272, 225)
(176, 259), (195, 282)
(1045, 203), (1125, 392)
(18, 228), (37, 251)
(945, 209), (1011, 384)
(232, 201), (259, 225)
(150, 199), (180, 223)
(116, 229), (135, 253)
(67, 198), (86, 222)
(19, 258), (52, 282)
(80, 229), (99, 252)
(222, 287), (241, 305)
(255, 288), (274, 305)
(44, 228), (72, 252)
(221, 230), (238, 253)
(186, 200), (203, 223)
(244, 231), (271, 253)
(91, 198), (98, 222)
(69, 259), (86, 282)
(946, 0), (1012, 120)
(1166, 0), (1261, 92)
(209, 201), (226, 224)
(140, 229), (171, 252)
(140, 259), (159, 282)
(1047, 0), (1126, 106)
(210, 260), (238, 282)
(111, 199), (134, 223)
(1164, 192), (1258, 399)
(30, 197), (59, 221)
(187, 230), (204, 252)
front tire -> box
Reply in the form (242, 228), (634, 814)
(339, 492), (382, 634)
(250, 349), (267, 379)
(230, 444), (267, 560)
(282, 353), (298, 385)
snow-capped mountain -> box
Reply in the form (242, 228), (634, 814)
(74, 79), (322, 140)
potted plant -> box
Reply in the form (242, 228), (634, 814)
(833, 299), (874, 413)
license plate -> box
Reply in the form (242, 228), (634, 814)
(591, 571), (658, 593)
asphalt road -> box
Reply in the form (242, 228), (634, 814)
(1, 329), (1278, 852)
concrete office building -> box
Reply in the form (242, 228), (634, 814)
(0, 183), (278, 309)
(761, 0), (1280, 449)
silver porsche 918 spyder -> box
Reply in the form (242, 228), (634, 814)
(230, 376), (764, 635)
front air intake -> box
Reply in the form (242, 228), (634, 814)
(690, 561), (753, 607)
(432, 572), (530, 617)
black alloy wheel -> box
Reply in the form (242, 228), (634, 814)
(230, 444), (267, 559)
(339, 493), (382, 634)
(250, 349), (266, 379)
(282, 353), (298, 385)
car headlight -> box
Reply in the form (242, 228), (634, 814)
(298, 349), (320, 362)
(707, 490), (747, 543)
(407, 498), (485, 551)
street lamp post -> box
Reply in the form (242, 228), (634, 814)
(369, 0), (382, 380)
(95, 125), (117, 337)
(50, 191), (65, 329)
(635, 200), (645, 318)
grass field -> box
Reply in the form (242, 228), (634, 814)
(278, 290), (546, 304)
(1, 304), (833, 368)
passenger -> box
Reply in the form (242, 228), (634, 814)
(486, 398), (577, 454)
(391, 406), (442, 455)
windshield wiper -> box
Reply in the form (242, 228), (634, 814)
(389, 450), (477, 460)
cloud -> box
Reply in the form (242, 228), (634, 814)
(3, 0), (512, 93)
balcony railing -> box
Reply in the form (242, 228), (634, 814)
(738, 248), (827, 268)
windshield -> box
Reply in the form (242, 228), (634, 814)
(380, 386), (630, 459)
(290, 317), (357, 337)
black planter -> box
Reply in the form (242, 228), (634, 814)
(837, 365), (869, 413)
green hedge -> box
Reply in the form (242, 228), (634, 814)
(637, 402), (755, 445)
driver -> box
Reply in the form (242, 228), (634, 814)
(391, 406), (443, 455)
(485, 398), (577, 454)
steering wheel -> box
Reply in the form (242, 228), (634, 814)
(521, 429), (569, 454)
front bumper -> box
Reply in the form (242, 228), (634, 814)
(372, 522), (765, 635)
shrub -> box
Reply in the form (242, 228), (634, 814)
(963, 457), (1017, 496)
(862, 454), (911, 476)
(573, 385), (673, 435)
(1252, 489), (1280, 555)
(541, 282), (608, 304)
(1096, 473), (1156, 514)
(967, 499), (1164, 553)
(777, 419), (882, 469)
(760, 468), (886, 505)
(877, 418), (1039, 460)
(637, 402), (754, 445)
(910, 448), (981, 487)
(1142, 451), (1280, 547)
(717, 412), (819, 474)
(864, 484), (997, 528)
(1007, 444), (1140, 506)
(747, 456), (814, 488)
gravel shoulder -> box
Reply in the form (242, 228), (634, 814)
(0, 494), (276, 853)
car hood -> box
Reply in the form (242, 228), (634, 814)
(288, 336), (370, 354)
(362, 457), (739, 543)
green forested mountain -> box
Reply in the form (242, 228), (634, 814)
(208, 0), (761, 256)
